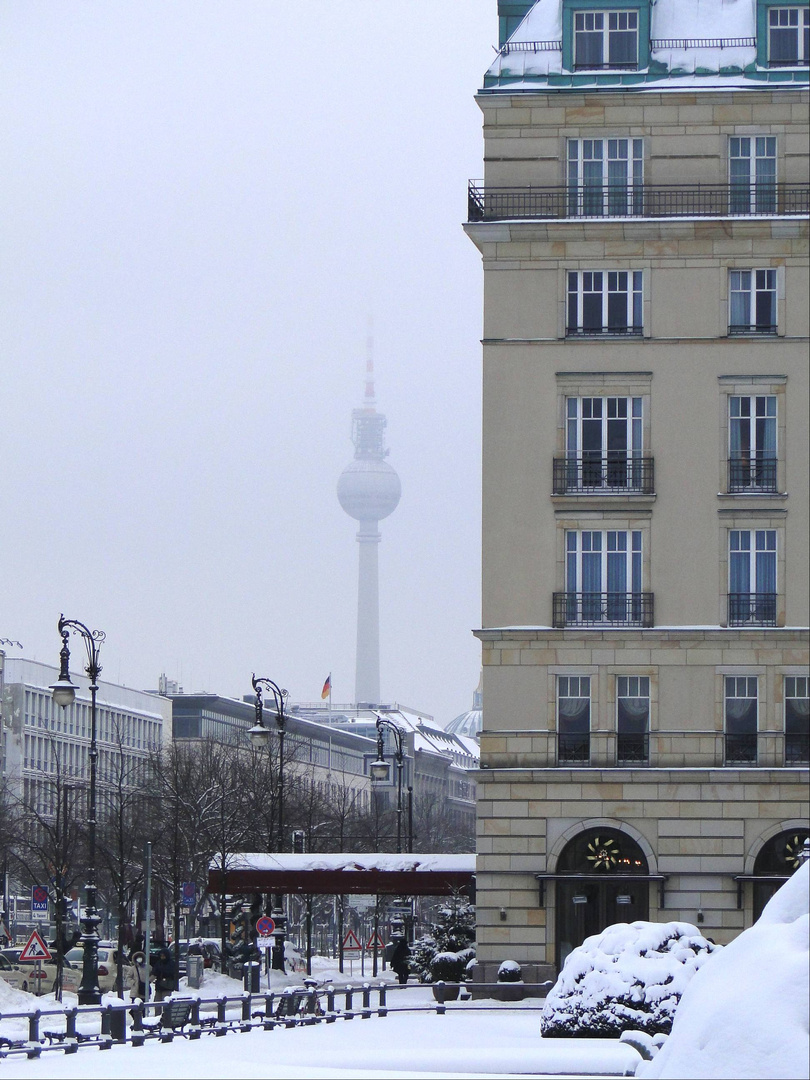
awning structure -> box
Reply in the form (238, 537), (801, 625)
(209, 853), (476, 897)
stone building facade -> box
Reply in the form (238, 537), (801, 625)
(465, 0), (809, 983)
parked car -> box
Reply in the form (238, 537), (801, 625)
(64, 946), (129, 993)
(178, 939), (222, 977)
(0, 953), (32, 992)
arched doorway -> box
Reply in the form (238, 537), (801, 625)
(752, 829), (809, 920)
(555, 827), (649, 971)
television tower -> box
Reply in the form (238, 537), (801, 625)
(337, 353), (401, 704)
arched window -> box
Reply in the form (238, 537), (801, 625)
(752, 828), (809, 920)
(557, 827), (648, 874)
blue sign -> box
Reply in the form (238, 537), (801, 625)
(181, 881), (196, 908)
(31, 885), (49, 916)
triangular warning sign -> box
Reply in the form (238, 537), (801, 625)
(19, 930), (52, 963)
(366, 931), (386, 950)
(342, 930), (362, 952)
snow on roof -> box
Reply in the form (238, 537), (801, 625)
(212, 852), (475, 874)
(485, 0), (808, 90)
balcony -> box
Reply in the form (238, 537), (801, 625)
(558, 733), (590, 765)
(728, 593), (778, 627)
(725, 732), (758, 765)
(553, 592), (655, 628)
(467, 181), (810, 222)
(553, 454), (654, 495)
(728, 455), (778, 494)
(617, 732), (649, 765)
(785, 733), (810, 766)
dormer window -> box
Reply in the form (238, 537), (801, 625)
(767, 6), (810, 65)
(574, 10), (639, 68)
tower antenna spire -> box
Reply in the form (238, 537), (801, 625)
(364, 316), (376, 408)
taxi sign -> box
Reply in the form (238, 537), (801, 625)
(342, 930), (362, 953)
(19, 929), (52, 963)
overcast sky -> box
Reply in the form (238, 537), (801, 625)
(2, 1), (495, 723)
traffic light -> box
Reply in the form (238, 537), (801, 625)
(292, 830), (305, 854)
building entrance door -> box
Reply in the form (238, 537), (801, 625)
(555, 828), (649, 971)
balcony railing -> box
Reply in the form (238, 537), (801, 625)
(728, 455), (778, 493)
(617, 732), (649, 765)
(785, 733), (810, 765)
(553, 592), (655, 628)
(467, 181), (810, 222)
(728, 324), (778, 336)
(553, 454), (654, 495)
(728, 593), (777, 626)
(725, 732), (758, 765)
(558, 733), (590, 765)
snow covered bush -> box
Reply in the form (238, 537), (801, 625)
(541, 921), (719, 1039)
(638, 863), (809, 1079)
(408, 935), (438, 982)
(498, 960), (523, 983)
(409, 894), (476, 981)
(430, 951), (467, 983)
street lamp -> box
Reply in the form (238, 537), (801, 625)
(49, 614), (105, 1006)
(370, 716), (408, 854)
(251, 674), (289, 971)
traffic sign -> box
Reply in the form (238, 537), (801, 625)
(256, 915), (275, 937)
(366, 930), (386, 951)
(19, 930), (52, 963)
(31, 885), (49, 916)
(257, 936), (274, 950)
(342, 930), (362, 953)
(181, 881), (196, 908)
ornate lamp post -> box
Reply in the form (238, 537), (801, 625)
(49, 615), (104, 1006)
(251, 674), (288, 971)
(370, 716), (408, 854)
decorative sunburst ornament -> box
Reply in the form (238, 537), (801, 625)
(784, 834), (809, 869)
(587, 836), (619, 871)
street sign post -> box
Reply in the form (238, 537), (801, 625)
(256, 915), (275, 938)
(20, 930), (52, 998)
(31, 886), (49, 917)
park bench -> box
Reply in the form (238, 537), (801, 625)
(132, 998), (196, 1045)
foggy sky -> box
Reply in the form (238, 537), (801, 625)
(1, 2), (494, 724)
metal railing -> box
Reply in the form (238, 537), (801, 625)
(728, 455), (778, 493)
(558, 734), (590, 765)
(785, 734), (810, 765)
(467, 181), (810, 221)
(553, 592), (655, 628)
(565, 324), (644, 337)
(728, 323), (778, 336)
(617, 732), (649, 765)
(724, 733), (758, 765)
(728, 593), (777, 627)
(553, 454), (654, 495)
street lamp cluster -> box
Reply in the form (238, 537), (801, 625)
(47, 616), (412, 994)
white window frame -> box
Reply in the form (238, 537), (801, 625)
(728, 395), (777, 491)
(567, 138), (644, 215)
(784, 676), (809, 763)
(557, 675), (591, 764)
(728, 269), (777, 334)
(724, 675), (759, 764)
(728, 529), (777, 624)
(574, 9), (639, 68)
(729, 136), (777, 213)
(768, 6), (810, 65)
(567, 270), (643, 335)
(565, 396), (644, 490)
(616, 675), (650, 762)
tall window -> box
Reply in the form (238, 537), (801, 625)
(729, 270), (777, 334)
(617, 676), (650, 764)
(567, 271), (643, 335)
(567, 138), (644, 216)
(729, 137), (777, 214)
(785, 676), (809, 764)
(565, 530), (643, 624)
(574, 10), (638, 68)
(564, 396), (644, 491)
(768, 7), (810, 65)
(729, 395), (777, 492)
(725, 676), (758, 764)
(558, 676), (591, 764)
(729, 529), (777, 625)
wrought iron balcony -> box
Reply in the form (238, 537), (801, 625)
(728, 593), (777, 626)
(553, 592), (655, 628)
(728, 324), (778, 336)
(617, 732), (649, 765)
(467, 181), (810, 222)
(553, 454), (654, 495)
(558, 733), (590, 765)
(725, 733), (758, 765)
(785, 733), (810, 766)
(728, 455), (778, 493)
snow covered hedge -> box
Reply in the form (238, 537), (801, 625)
(541, 921), (719, 1038)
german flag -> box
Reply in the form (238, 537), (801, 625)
(321, 674), (332, 700)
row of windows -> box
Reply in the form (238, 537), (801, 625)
(569, 6), (808, 70)
(558, 392), (782, 497)
(556, 674), (809, 765)
(25, 690), (161, 750)
(564, 268), (779, 337)
(23, 734), (149, 783)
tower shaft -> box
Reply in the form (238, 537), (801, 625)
(355, 521), (381, 704)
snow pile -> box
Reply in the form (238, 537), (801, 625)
(542, 921), (719, 1038)
(639, 863), (810, 1079)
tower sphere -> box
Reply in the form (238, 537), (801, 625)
(337, 458), (401, 522)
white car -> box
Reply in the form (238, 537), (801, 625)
(0, 953), (33, 992)
(64, 946), (129, 993)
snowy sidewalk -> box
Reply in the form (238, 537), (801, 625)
(0, 1007), (642, 1079)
